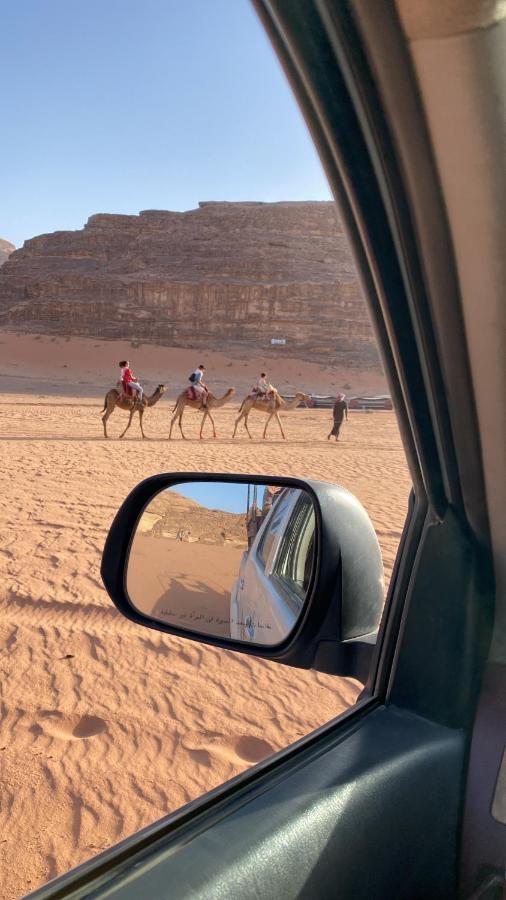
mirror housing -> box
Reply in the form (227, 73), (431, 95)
(101, 473), (384, 682)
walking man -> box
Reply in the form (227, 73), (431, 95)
(328, 393), (348, 441)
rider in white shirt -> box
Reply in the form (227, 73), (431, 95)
(192, 365), (208, 409)
(253, 372), (274, 398)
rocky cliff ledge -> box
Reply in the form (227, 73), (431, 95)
(0, 239), (15, 267)
(0, 202), (379, 368)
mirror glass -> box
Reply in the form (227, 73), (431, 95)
(126, 481), (316, 646)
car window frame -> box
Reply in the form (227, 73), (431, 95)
(255, 488), (297, 570)
(270, 491), (315, 605)
(26, 0), (495, 894)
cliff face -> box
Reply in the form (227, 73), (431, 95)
(0, 239), (15, 267)
(0, 202), (379, 368)
(146, 489), (247, 545)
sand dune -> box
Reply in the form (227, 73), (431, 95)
(0, 332), (387, 398)
(0, 389), (410, 898)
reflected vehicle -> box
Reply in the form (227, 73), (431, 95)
(231, 487), (315, 645)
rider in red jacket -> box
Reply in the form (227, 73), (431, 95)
(119, 360), (144, 402)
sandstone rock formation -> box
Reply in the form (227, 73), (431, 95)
(0, 202), (379, 368)
(0, 239), (15, 267)
(140, 489), (247, 546)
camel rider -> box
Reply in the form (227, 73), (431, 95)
(190, 364), (208, 409)
(253, 373), (275, 399)
(119, 360), (144, 403)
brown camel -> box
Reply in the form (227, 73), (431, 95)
(232, 390), (309, 439)
(101, 384), (166, 439)
(169, 388), (235, 439)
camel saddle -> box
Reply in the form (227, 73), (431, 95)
(252, 389), (276, 401)
(186, 386), (207, 404)
(116, 381), (139, 404)
(116, 380), (133, 396)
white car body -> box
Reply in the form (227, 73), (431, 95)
(230, 488), (315, 646)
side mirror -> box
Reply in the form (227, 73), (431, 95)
(101, 473), (384, 682)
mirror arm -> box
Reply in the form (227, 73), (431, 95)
(304, 564), (376, 682)
(313, 633), (377, 681)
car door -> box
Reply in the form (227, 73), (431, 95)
(30, 1), (504, 898)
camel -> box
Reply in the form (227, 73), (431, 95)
(169, 388), (235, 439)
(101, 384), (166, 439)
(232, 390), (309, 439)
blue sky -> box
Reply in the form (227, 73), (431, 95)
(170, 482), (250, 515)
(0, 0), (331, 248)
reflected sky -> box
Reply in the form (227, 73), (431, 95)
(168, 482), (268, 514)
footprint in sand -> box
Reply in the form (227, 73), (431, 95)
(212, 735), (275, 765)
(182, 734), (274, 767)
(233, 736), (274, 763)
(186, 747), (212, 768)
(33, 710), (107, 740)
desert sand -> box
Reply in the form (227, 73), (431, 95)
(0, 332), (387, 398)
(128, 536), (246, 637)
(0, 338), (410, 899)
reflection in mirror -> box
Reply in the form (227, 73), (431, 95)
(126, 481), (316, 647)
